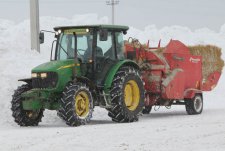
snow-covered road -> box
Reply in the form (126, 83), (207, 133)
(1, 105), (225, 151)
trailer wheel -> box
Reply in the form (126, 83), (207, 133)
(11, 84), (44, 126)
(142, 106), (152, 114)
(59, 82), (94, 126)
(108, 66), (145, 122)
(185, 94), (203, 115)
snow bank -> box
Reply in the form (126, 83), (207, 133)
(0, 14), (225, 127)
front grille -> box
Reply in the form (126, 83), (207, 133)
(32, 72), (58, 89)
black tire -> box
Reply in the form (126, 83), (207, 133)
(108, 66), (145, 122)
(57, 82), (73, 121)
(57, 110), (66, 121)
(142, 106), (152, 114)
(59, 82), (94, 126)
(185, 94), (203, 115)
(11, 84), (44, 126)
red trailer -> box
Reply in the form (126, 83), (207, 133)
(125, 39), (223, 114)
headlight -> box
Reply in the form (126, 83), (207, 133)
(55, 29), (62, 35)
(31, 73), (37, 78)
(40, 73), (47, 78)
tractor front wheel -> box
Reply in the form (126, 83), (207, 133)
(59, 82), (94, 126)
(108, 66), (145, 122)
(185, 94), (203, 115)
(11, 84), (44, 126)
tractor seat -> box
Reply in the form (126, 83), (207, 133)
(96, 47), (103, 57)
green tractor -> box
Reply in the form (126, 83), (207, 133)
(11, 25), (145, 126)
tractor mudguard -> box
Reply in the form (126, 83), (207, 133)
(18, 78), (32, 85)
(104, 60), (139, 93)
(75, 76), (95, 90)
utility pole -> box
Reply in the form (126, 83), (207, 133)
(30, 0), (40, 52)
(106, 0), (119, 25)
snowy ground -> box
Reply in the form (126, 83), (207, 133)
(1, 104), (225, 151)
(0, 15), (225, 151)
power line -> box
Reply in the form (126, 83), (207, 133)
(0, 0), (105, 3)
(106, 0), (119, 25)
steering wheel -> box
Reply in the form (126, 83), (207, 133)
(77, 49), (85, 52)
(75, 49), (85, 62)
(77, 49), (85, 56)
(77, 49), (85, 57)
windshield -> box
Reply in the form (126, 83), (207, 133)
(56, 31), (93, 62)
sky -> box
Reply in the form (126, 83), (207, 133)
(0, 0), (225, 31)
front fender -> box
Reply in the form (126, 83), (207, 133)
(18, 78), (32, 85)
(103, 60), (139, 93)
(76, 76), (95, 89)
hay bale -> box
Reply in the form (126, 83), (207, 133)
(125, 39), (224, 80)
(188, 45), (224, 79)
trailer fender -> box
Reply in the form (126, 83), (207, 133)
(184, 88), (202, 99)
(104, 60), (139, 93)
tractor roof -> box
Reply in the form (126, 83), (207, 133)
(54, 24), (129, 32)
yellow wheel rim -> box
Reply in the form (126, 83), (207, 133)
(124, 80), (140, 111)
(75, 91), (90, 118)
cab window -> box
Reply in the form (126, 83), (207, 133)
(115, 32), (125, 59)
(97, 31), (116, 60)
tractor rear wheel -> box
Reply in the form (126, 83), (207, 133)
(11, 84), (44, 126)
(108, 66), (145, 122)
(59, 82), (94, 126)
(185, 94), (203, 115)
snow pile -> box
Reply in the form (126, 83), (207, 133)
(0, 19), (14, 31)
(0, 14), (225, 128)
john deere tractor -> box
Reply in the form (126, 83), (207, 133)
(11, 25), (145, 126)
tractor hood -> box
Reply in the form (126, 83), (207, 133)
(32, 59), (74, 73)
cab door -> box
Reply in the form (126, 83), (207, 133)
(95, 31), (117, 86)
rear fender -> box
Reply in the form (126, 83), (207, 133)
(103, 60), (139, 93)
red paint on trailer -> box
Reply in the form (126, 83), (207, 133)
(124, 40), (221, 106)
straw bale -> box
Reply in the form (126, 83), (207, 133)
(188, 45), (224, 79)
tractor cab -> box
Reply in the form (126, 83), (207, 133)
(52, 25), (128, 85)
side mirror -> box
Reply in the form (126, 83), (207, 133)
(99, 29), (108, 41)
(39, 32), (44, 44)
